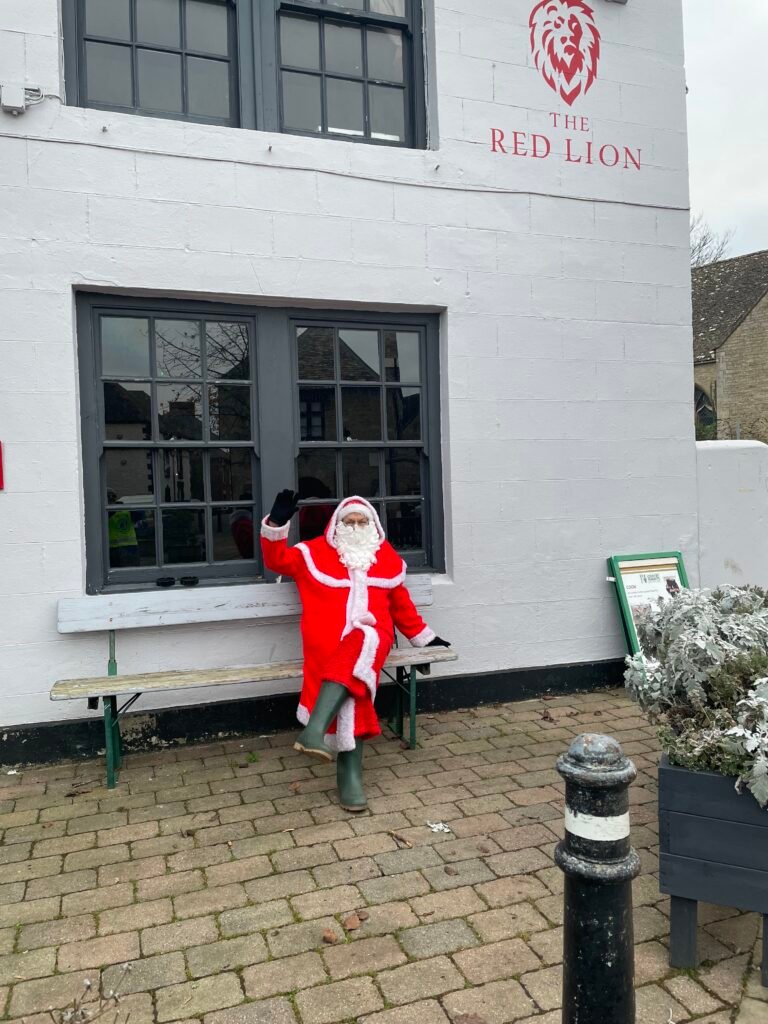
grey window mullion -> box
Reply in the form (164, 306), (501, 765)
(256, 0), (281, 132)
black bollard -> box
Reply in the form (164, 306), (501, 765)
(555, 733), (641, 1024)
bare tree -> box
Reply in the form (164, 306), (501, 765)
(690, 213), (734, 267)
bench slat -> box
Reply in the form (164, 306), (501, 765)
(58, 577), (434, 634)
(51, 648), (458, 701)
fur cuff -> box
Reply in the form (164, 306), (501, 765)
(409, 626), (436, 648)
(260, 516), (290, 541)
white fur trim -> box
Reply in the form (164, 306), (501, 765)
(295, 543), (351, 588)
(297, 697), (356, 753)
(368, 560), (407, 589)
(336, 502), (373, 521)
(326, 496), (385, 550)
(410, 626), (436, 648)
(260, 516), (291, 541)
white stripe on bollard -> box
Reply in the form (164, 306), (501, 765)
(565, 807), (630, 842)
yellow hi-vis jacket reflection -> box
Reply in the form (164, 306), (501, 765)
(108, 509), (138, 549)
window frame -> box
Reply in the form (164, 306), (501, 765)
(77, 295), (443, 594)
(62, 0), (426, 148)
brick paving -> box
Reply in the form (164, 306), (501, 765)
(0, 690), (764, 1023)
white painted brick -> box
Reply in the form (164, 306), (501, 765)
(595, 281), (657, 323)
(318, 174), (394, 221)
(394, 185), (466, 227)
(0, 28), (25, 82)
(273, 212), (352, 261)
(0, 0), (58, 36)
(351, 220), (427, 267)
(437, 52), (494, 101)
(23, 30), (60, 91)
(27, 141), (137, 196)
(135, 152), (237, 205)
(186, 205), (273, 256)
(88, 196), (188, 249)
(428, 225), (496, 272)
(0, 187), (88, 242)
(0, 136), (27, 186)
(533, 278), (597, 320)
(531, 197), (595, 239)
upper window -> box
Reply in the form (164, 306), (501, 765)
(77, 296), (442, 592)
(63, 0), (426, 146)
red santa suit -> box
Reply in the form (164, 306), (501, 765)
(260, 496), (435, 751)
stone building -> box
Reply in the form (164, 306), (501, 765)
(692, 250), (768, 440)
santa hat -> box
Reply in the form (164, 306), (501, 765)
(325, 496), (385, 549)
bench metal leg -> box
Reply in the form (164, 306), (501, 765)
(103, 696), (121, 789)
(388, 669), (405, 741)
(762, 914), (767, 988)
(669, 896), (698, 969)
(408, 666), (417, 749)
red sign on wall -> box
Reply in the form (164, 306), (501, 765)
(529, 0), (601, 107)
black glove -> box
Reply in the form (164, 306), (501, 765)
(268, 489), (299, 527)
(427, 636), (450, 647)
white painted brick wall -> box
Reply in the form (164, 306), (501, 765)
(0, 0), (703, 729)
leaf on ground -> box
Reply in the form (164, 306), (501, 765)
(357, 910), (369, 921)
(322, 929), (340, 945)
(444, 865), (459, 876)
(343, 913), (361, 931)
(289, 782), (302, 793)
(477, 844), (491, 855)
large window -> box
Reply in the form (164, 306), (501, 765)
(63, 0), (426, 146)
(78, 296), (442, 592)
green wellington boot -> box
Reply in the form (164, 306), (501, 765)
(337, 740), (367, 812)
(294, 682), (348, 762)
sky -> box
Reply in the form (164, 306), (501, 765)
(682, 0), (768, 257)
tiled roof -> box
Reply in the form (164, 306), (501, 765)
(692, 249), (768, 363)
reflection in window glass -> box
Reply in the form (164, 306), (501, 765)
(370, 83), (405, 141)
(162, 508), (206, 563)
(387, 387), (421, 440)
(186, 0), (229, 56)
(211, 448), (253, 502)
(213, 506), (254, 560)
(327, 0), (364, 8)
(300, 387), (337, 442)
(108, 508), (156, 568)
(384, 331), (420, 382)
(188, 57), (230, 120)
(343, 449), (380, 498)
(86, 42), (133, 106)
(206, 322), (250, 379)
(136, 0), (180, 47)
(156, 320), (201, 379)
(342, 387), (382, 440)
(158, 384), (203, 441)
(137, 49), (183, 112)
(101, 317), (150, 377)
(325, 22), (362, 76)
(298, 327), (335, 379)
(162, 449), (205, 502)
(298, 450), (337, 499)
(327, 78), (364, 136)
(340, 330), (380, 380)
(282, 72), (322, 132)
(386, 500), (422, 549)
(367, 27), (404, 83)
(281, 15), (321, 69)
(85, 0), (131, 40)
(106, 448), (154, 503)
(386, 448), (420, 495)
(104, 382), (152, 441)
(370, 0), (406, 14)
(209, 385), (251, 441)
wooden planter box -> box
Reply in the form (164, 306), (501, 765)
(659, 756), (767, 986)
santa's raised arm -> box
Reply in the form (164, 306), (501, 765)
(261, 490), (449, 812)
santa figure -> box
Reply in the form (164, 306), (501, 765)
(261, 490), (450, 812)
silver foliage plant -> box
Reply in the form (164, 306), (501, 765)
(624, 584), (768, 808)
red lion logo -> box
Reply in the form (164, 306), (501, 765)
(529, 0), (600, 107)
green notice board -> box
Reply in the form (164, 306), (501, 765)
(608, 551), (689, 655)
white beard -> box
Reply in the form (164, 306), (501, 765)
(335, 521), (381, 572)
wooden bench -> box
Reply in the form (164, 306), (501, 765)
(55, 579), (456, 788)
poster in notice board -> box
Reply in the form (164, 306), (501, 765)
(607, 551), (689, 655)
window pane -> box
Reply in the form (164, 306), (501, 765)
(209, 385), (251, 440)
(385, 448), (420, 495)
(298, 502), (335, 542)
(162, 448), (204, 502)
(85, 0), (131, 40)
(387, 387), (421, 440)
(212, 506), (255, 560)
(106, 448), (154, 503)
(282, 72), (322, 132)
(104, 382), (152, 441)
(162, 508), (206, 563)
(326, 0), (364, 8)
(136, 0), (180, 46)
(298, 450), (337, 499)
(369, 84), (405, 142)
(386, 500), (422, 550)
(85, 42), (133, 106)
(138, 49), (183, 113)
(186, 0), (229, 56)
(281, 15), (320, 70)
(187, 57), (231, 120)
(300, 387), (337, 441)
(370, 0), (406, 16)
(101, 318), (150, 377)
(325, 23), (363, 77)
(158, 384), (203, 440)
(340, 330), (380, 381)
(205, 322), (250, 379)
(327, 78), (364, 137)
(342, 387), (382, 440)
(367, 27), (404, 83)
(108, 508), (156, 568)
(384, 331), (420, 382)
(211, 448), (252, 502)
(298, 327), (335, 379)
(343, 449), (380, 498)
(155, 320), (201, 379)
